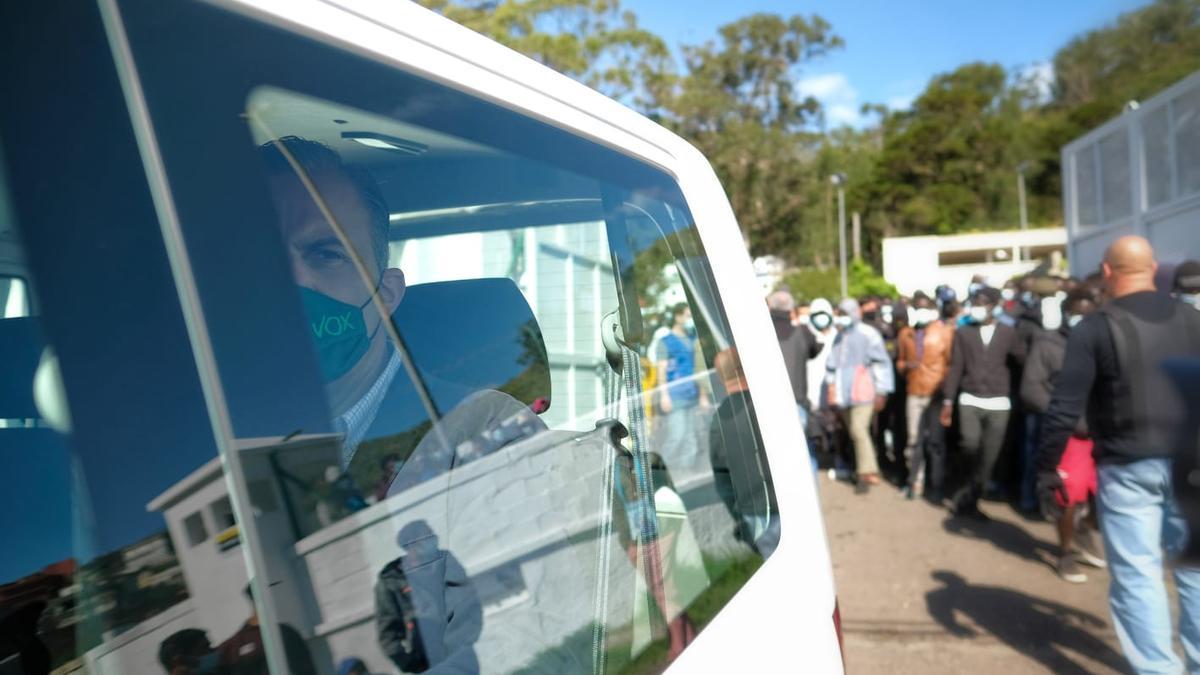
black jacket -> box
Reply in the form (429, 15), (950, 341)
(1038, 292), (1200, 471)
(376, 545), (481, 673)
(771, 310), (820, 410)
(941, 322), (1026, 401)
(1020, 329), (1066, 414)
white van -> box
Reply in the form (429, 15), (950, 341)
(0, 1), (842, 673)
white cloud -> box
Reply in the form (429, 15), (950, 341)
(797, 73), (867, 128)
(885, 93), (916, 111)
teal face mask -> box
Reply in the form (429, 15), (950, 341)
(300, 286), (382, 382)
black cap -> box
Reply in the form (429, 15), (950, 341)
(976, 287), (1002, 305)
(1175, 260), (1200, 294)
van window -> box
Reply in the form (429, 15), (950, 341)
(117, 1), (781, 672)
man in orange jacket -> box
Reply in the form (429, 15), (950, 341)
(896, 292), (954, 499)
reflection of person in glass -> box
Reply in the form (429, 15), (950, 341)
(158, 628), (218, 675)
(375, 521), (481, 674)
(710, 347), (780, 557)
(655, 304), (709, 473)
(215, 585), (316, 675)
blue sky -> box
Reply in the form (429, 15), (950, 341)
(624, 0), (1150, 127)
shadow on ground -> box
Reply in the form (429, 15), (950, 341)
(926, 570), (1126, 675)
(942, 511), (1059, 571)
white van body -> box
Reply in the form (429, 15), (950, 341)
(0, 0), (842, 672)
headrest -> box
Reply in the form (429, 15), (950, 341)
(392, 278), (550, 414)
(0, 317), (43, 419)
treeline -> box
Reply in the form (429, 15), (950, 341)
(417, 0), (1200, 269)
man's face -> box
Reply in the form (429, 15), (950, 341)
(269, 169), (406, 402)
(271, 171), (384, 306)
(676, 307), (691, 327)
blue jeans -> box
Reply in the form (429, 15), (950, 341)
(1097, 458), (1200, 674)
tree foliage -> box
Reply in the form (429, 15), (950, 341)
(420, 0), (1200, 276)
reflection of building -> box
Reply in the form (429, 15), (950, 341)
(83, 424), (740, 675)
(882, 228), (1067, 297)
(1061, 69), (1200, 275)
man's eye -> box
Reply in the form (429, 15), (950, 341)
(306, 248), (349, 265)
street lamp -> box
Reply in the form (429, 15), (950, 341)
(1017, 161), (1030, 261)
(830, 172), (848, 300)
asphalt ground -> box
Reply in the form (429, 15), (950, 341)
(819, 475), (1133, 674)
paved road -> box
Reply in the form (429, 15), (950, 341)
(819, 477), (1130, 674)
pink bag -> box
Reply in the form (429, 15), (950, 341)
(850, 365), (875, 403)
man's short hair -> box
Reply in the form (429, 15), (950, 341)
(158, 628), (209, 671)
(672, 302), (690, 320)
(1175, 260), (1200, 294)
(260, 136), (390, 274)
(1062, 288), (1095, 315)
(767, 290), (795, 312)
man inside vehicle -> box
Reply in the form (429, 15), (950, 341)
(260, 136), (544, 483)
(260, 135), (542, 673)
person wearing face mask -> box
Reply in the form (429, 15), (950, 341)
(1174, 259), (1200, 310)
(825, 299), (894, 493)
(940, 287), (1026, 517)
(768, 291), (822, 469)
(1037, 237), (1200, 673)
(896, 293), (954, 500)
(262, 137), (527, 672)
(1021, 289), (1104, 583)
(805, 299), (838, 466)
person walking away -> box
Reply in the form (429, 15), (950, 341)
(1037, 236), (1200, 673)
(768, 291), (821, 471)
(826, 299), (894, 493)
(656, 304), (710, 476)
(1022, 288), (1104, 582)
(940, 287), (1026, 517)
(805, 299), (839, 470)
(897, 293), (954, 500)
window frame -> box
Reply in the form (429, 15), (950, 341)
(104, 0), (842, 670)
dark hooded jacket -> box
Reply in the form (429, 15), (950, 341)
(770, 309), (820, 411)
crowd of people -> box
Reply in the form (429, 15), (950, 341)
(770, 239), (1200, 672)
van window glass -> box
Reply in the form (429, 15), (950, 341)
(117, 1), (781, 672)
(0, 75), (238, 675)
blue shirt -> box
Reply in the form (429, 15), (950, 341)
(658, 332), (699, 405)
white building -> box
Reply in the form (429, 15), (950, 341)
(1061, 69), (1200, 275)
(881, 227), (1068, 298)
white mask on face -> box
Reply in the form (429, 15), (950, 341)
(835, 315), (853, 329)
(1001, 288), (1015, 301)
(968, 306), (988, 323)
(1067, 314), (1085, 328)
(811, 313), (832, 330)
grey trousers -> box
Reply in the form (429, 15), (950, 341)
(955, 404), (1010, 509)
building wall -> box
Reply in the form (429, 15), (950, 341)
(1062, 70), (1200, 275)
(882, 228), (1067, 298)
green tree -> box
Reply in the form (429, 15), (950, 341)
(415, 0), (671, 103)
(654, 14), (843, 258)
(861, 63), (1040, 241)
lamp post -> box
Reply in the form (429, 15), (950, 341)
(830, 172), (848, 300)
(1017, 161), (1030, 261)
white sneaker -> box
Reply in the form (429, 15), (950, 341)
(1075, 547), (1107, 569)
(1058, 556), (1087, 583)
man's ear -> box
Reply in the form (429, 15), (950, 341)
(378, 267), (406, 314)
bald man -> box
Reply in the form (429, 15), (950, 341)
(1037, 235), (1200, 674)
